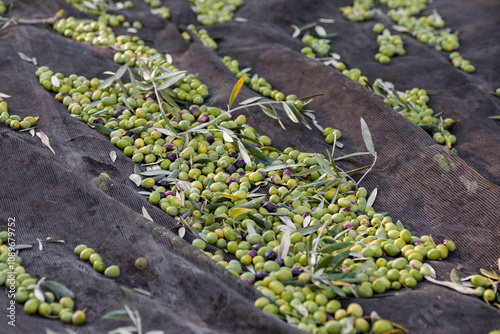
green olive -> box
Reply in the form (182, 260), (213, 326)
(104, 265), (120, 278)
(72, 310), (86, 325)
(134, 257), (148, 270)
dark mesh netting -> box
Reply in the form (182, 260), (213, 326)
(0, 0), (500, 333)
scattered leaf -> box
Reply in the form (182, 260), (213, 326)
(425, 276), (477, 294)
(365, 188), (378, 208)
(360, 118), (375, 156)
(279, 229), (291, 258)
(41, 280), (75, 299)
(36, 131), (56, 154)
(110, 151), (117, 163)
(282, 102), (299, 123)
(101, 309), (131, 321)
(129, 174), (142, 187)
(228, 75), (247, 109)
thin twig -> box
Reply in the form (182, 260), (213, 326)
(0, 11), (62, 25)
(356, 152), (378, 187)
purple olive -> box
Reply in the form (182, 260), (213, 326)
(158, 180), (169, 187)
(251, 243), (264, 251)
(225, 165), (237, 175)
(229, 152), (238, 158)
(206, 135), (214, 144)
(112, 108), (122, 118)
(165, 190), (175, 196)
(264, 250), (277, 261)
(282, 169), (294, 178)
(255, 269), (268, 281)
(131, 134), (140, 140)
(226, 176), (238, 185)
(197, 114), (209, 123)
(235, 159), (246, 169)
(340, 207), (350, 214)
(302, 212), (311, 218)
(167, 153), (178, 161)
(343, 222), (354, 230)
(291, 266), (304, 277)
(263, 201), (277, 212)
(274, 257), (285, 267)
(123, 131), (133, 137)
(94, 118), (105, 125)
(164, 143), (174, 151)
(248, 249), (258, 258)
(253, 143), (262, 148)
(190, 106), (200, 117)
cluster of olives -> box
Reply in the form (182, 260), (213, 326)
(374, 30), (405, 64)
(183, 24), (218, 50)
(323, 127), (342, 145)
(187, 0), (243, 26)
(0, 98), (38, 130)
(74, 244), (120, 278)
(144, 0), (171, 20)
(373, 81), (457, 146)
(340, 0), (374, 22)
(449, 52), (475, 74)
(0, 231), (85, 325)
(52, 16), (210, 104)
(221, 56), (306, 107)
(301, 34), (330, 56)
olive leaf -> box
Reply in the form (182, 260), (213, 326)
(315, 25), (327, 37)
(241, 140), (268, 162)
(291, 24), (301, 38)
(110, 151), (117, 163)
(360, 118), (375, 156)
(450, 269), (462, 284)
(36, 131), (56, 154)
(246, 221), (257, 236)
(239, 96), (263, 105)
(129, 174), (142, 187)
(282, 102), (299, 123)
(365, 187), (378, 208)
(228, 74), (247, 109)
(279, 216), (296, 231)
(340, 316), (355, 334)
(302, 215), (311, 228)
(14, 244), (33, 250)
(480, 268), (500, 281)
(156, 71), (186, 91)
(316, 154), (337, 179)
(101, 309), (131, 321)
(278, 230), (291, 258)
(142, 207), (153, 222)
(0, 91), (10, 98)
(41, 280), (75, 300)
(425, 276), (477, 295)
(238, 140), (252, 166)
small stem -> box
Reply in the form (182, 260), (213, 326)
(0, 11), (62, 25)
(356, 152), (378, 187)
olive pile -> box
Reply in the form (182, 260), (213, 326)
(74, 244), (120, 278)
(469, 272), (499, 303)
(187, 0), (243, 26)
(372, 81), (457, 146)
(144, 0), (171, 20)
(0, 97), (39, 130)
(449, 52), (475, 74)
(340, 0), (374, 22)
(341, 0), (474, 72)
(374, 30), (405, 64)
(53, 16), (210, 104)
(37, 48), (459, 331)
(0, 231), (85, 325)
(301, 34), (330, 56)
(184, 24), (218, 50)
